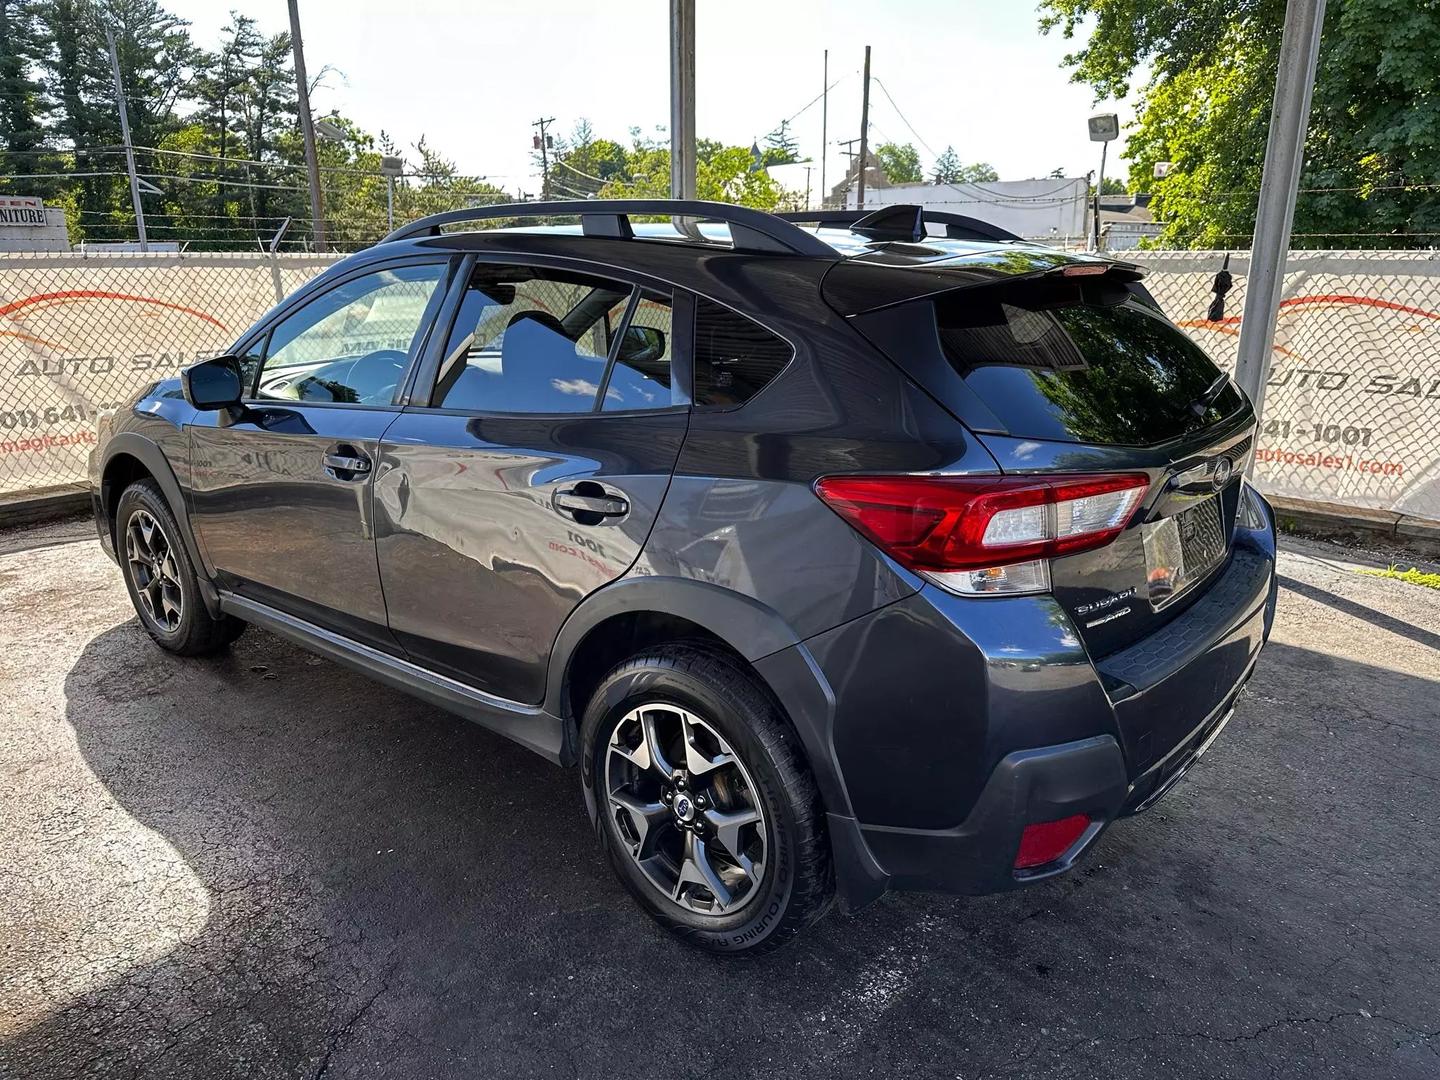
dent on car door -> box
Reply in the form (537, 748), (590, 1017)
(188, 259), (451, 647)
(373, 261), (688, 703)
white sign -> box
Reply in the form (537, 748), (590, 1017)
(0, 196), (48, 227)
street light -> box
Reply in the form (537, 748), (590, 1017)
(314, 118), (347, 143)
(1088, 112), (1119, 251)
(379, 155), (404, 231)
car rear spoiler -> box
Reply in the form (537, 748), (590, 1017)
(822, 248), (1148, 316)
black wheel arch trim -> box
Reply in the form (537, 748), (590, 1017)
(99, 432), (222, 619)
(545, 573), (857, 821)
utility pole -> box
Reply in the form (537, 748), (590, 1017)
(837, 136), (860, 201)
(669, 0), (697, 200)
(820, 49), (828, 208)
(287, 0), (326, 252)
(1235, 0), (1327, 425)
(104, 26), (147, 251)
(857, 45), (871, 210)
(532, 117), (555, 198)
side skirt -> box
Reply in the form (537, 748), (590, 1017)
(219, 593), (571, 765)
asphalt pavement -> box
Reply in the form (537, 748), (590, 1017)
(1, 523), (1437, 1079)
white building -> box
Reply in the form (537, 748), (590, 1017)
(844, 177), (1090, 244)
(0, 196), (71, 252)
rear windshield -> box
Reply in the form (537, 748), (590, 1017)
(935, 284), (1244, 445)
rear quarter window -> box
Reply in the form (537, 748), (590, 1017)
(692, 298), (793, 407)
(936, 288), (1244, 446)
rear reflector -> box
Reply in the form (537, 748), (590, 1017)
(813, 473), (1149, 589)
(1014, 814), (1091, 869)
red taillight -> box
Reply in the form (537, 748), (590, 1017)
(1014, 814), (1091, 869)
(813, 473), (1149, 573)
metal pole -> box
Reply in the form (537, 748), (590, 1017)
(386, 175), (394, 231)
(287, 0), (327, 252)
(1235, 0), (1327, 424)
(1093, 140), (1108, 251)
(104, 26), (147, 251)
(669, 0), (696, 200)
(857, 46), (871, 209)
(820, 49), (828, 207)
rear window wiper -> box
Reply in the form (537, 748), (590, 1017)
(1189, 373), (1231, 416)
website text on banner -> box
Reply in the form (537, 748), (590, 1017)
(1128, 250), (1440, 523)
(0, 253), (338, 496)
(1, 249), (1438, 525)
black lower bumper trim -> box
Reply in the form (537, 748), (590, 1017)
(847, 734), (1129, 898)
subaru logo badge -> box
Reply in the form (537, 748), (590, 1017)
(1212, 457), (1234, 490)
(673, 794), (693, 821)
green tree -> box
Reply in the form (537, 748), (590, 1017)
(957, 161), (1000, 183)
(34, 0), (198, 242)
(761, 119), (799, 166)
(932, 148), (999, 184)
(875, 141), (922, 184)
(0, 0), (50, 178)
(1040, 0), (1440, 247)
(548, 118), (629, 198)
(598, 129), (786, 210)
(932, 146), (962, 183)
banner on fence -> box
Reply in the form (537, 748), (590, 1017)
(0, 253), (337, 495)
(1130, 250), (1440, 522)
(1, 248), (1438, 523)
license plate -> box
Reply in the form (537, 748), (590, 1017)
(1142, 495), (1227, 609)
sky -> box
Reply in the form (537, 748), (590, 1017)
(161, 0), (1131, 195)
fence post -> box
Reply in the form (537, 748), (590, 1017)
(1235, 0), (1327, 426)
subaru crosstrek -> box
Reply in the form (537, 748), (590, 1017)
(89, 200), (1277, 953)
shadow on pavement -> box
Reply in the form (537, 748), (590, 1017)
(3, 622), (1437, 1079)
(1278, 573), (1440, 652)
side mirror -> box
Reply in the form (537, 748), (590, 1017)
(616, 325), (666, 365)
(182, 355), (244, 411)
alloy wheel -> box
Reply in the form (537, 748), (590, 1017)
(605, 702), (768, 916)
(125, 509), (183, 633)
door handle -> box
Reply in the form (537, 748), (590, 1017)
(554, 490), (629, 518)
(322, 451), (372, 478)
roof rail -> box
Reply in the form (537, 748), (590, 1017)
(776, 206), (1023, 244)
(379, 199), (836, 257)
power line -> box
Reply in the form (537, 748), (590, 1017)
(869, 77), (939, 159)
(780, 70), (855, 129)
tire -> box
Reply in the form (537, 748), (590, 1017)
(116, 479), (245, 656)
(580, 644), (834, 955)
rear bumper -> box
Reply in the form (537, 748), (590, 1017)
(845, 734), (1128, 896)
(797, 504), (1278, 910)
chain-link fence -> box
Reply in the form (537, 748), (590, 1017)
(1130, 250), (1440, 522)
(2, 247), (1438, 522)
(0, 251), (339, 495)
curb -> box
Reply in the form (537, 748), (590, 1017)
(0, 484), (90, 528)
(1270, 495), (1440, 557)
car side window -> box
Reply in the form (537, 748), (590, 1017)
(432, 264), (672, 414)
(251, 262), (447, 405)
(601, 289), (676, 412)
(692, 297), (793, 407)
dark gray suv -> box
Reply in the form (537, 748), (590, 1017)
(89, 200), (1277, 953)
